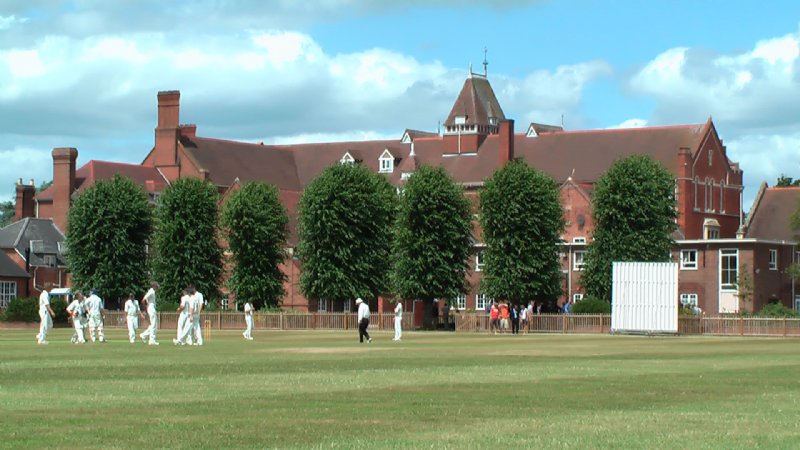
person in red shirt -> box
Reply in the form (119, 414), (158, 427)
(499, 302), (510, 333)
(489, 303), (500, 334)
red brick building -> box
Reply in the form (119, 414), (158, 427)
(16, 70), (796, 313)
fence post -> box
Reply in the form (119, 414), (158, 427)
(562, 314), (566, 333)
(218, 310), (222, 330)
(784, 317), (788, 337)
(740, 316), (744, 336)
(280, 313), (284, 330)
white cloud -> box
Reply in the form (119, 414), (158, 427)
(263, 130), (398, 145)
(0, 146), (52, 199)
(0, 14), (27, 30)
(727, 132), (800, 208)
(607, 118), (648, 129)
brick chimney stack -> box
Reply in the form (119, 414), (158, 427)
(498, 119), (515, 166)
(14, 178), (35, 222)
(52, 147), (78, 232)
(678, 147), (692, 179)
(153, 90), (180, 167)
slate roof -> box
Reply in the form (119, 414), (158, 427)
(745, 185), (800, 241)
(0, 251), (28, 278)
(0, 218), (66, 267)
(444, 75), (506, 127)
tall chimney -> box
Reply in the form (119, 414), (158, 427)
(52, 147), (78, 232)
(14, 178), (35, 222)
(678, 147), (692, 179)
(498, 119), (515, 166)
(153, 90), (180, 167)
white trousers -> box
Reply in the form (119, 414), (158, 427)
(192, 314), (203, 345)
(72, 319), (86, 343)
(244, 315), (253, 338)
(37, 311), (52, 343)
(176, 315), (195, 344)
(394, 317), (402, 340)
(88, 314), (104, 342)
(141, 306), (158, 343)
(177, 313), (189, 341)
(126, 316), (139, 342)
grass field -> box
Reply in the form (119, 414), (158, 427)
(2, 329), (800, 449)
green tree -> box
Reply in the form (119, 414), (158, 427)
(392, 165), (473, 322)
(66, 175), (152, 306)
(776, 174), (800, 187)
(581, 155), (677, 302)
(0, 199), (14, 227)
(220, 181), (289, 309)
(152, 177), (222, 307)
(480, 160), (564, 304)
(297, 163), (396, 305)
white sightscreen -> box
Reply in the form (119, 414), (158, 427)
(611, 262), (678, 334)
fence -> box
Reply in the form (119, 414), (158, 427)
(453, 313), (800, 337)
(103, 311), (413, 332)
(101, 311), (800, 337)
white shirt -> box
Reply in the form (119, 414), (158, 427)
(39, 291), (50, 314)
(67, 299), (84, 317)
(244, 303), (253, 316)
(179, 295), (192, 316)
(85, 294), (103, 316)
(394, 302), (402, 318)
(357, 302), (370, 322)
(143, 288), (157, 310)
(192, 292), (204, 316)
(520, 307), (528, 320)
(124, 299), (140, 316)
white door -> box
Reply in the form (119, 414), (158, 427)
(719, 249), (739, 313)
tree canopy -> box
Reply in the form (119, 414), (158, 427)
(479, 160), (564, 304)
(297, 163), (396, 304)
(66, 175), (152, 306)
(392, 165), (473, 306)
(220, 181), (289, 309)
(581, 155), (677, 302)
(152, 177), (222, 306)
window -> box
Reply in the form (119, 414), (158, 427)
(318, 299), (327, 312)
(0, 281), (16, 309)
(476, 293), (491, 311)
(795, 250), (800, 265)
(455, 115), (466, 125)
(720, 249), (738, 291)
(719, 180), (725, 213)
(488, 117), (498, 126)
(708, 148), (713, 166)
(693, 177), (700, 210)
(572, 237), (586, 244)
(475, 250), (485, 272)
(769, 249), (778, 271)
(43, 255), (57, 267)
(680, 293), (698, 307)
(221, 297), (229, 310)
(705, 178), (713, 212)
(340, 152), (355, 165)
(704, 219), (720, 240)
(680, 250), (698, 270)
(454, 294), (466, 310)
(401, 172), (413, 180)
(573, 251), (586, 271)
(573, 293), (584, 303)
(343, 300), (351, 313)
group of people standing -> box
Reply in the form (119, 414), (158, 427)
(123, 282), (161, 345)
(36, 288), (106, 345)
(488, 301), (534, 334)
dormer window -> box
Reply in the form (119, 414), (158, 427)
(340, 152), (355, 165)
(455, 116), (467, 125)
(488, 117), (498, 126)
(378, 149), (394, 173)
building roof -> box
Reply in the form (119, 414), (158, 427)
(36, 160), (168, 201)
(745, 186), (800, 241)
(444, 74), (506, 127)
(0, 251), (29, 278)
(0, 218), (66, 267)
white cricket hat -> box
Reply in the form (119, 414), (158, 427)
(355, 298), (363, 304)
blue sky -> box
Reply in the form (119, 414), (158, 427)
(1, 0), (800, 208)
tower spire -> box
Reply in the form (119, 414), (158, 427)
(483, 46), (488, 76)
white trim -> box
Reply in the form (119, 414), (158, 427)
(769, 249), (778, 271)
(455, 294), (466, 310)
(680, 249), (698, 270)
(572, 293), (584, 303)
(573, 250), (586, 271)
(719, 248), (738, 292)
(340, 152), (355, 164)
(680, 293), (698, 307)
(572, 236), (586, 244)
(475, 250), (485, 272)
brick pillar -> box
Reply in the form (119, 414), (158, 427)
(14, 178), (36, 221)
(51, 148), (77, 233)
(152, 90), (180, 167)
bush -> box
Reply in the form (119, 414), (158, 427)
(572, 297), (611, 314)
(756, 302), (798, 318)
(4, 297), (39, 322)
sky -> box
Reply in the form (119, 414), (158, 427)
(1, 0), (800, 209)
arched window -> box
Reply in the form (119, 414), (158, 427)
(704, 178), (711, 211)
(720, 180), (725, 213)
(694, 177), (699, 210)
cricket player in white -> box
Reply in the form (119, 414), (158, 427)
(393, 300), (403, 341)
(36, 289), (55, 345)
(191, 288), (204, 346)
(174, 289), (193, 345)
(139, 282), (160, 345)
(84, 290), (106, 343)
(66, 292), (87, 344)
(243, 300), (254, 340)
(124, 294), (142, 343)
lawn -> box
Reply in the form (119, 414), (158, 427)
(1, 328), (799, 449)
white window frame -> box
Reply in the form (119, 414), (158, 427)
(454, 294), (466, 311)
(769, 249), (778, 271)
(343, 300), (351, 313)
(0, 281), (16, 309)
(573, 293), (584, 303)
(43, 254), (57, 267)
(680, 293), (698, 307)
(340, 152), (355, 165)
(475, 250), (485, 272)
(719, 180), (725, 213)
(680, 249), (698, 270)
(455, 115), (466, 125)
(318, 299), (327, 312)
(693, 177), (700, 211)
(572, 236), (586, 244)
(573, 250), (586, 271)
(720, 249), (739, 292)
(476, 293), (491, 311)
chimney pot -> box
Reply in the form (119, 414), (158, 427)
(17, 178), (22, 185)
(29, 178), (34, 187)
